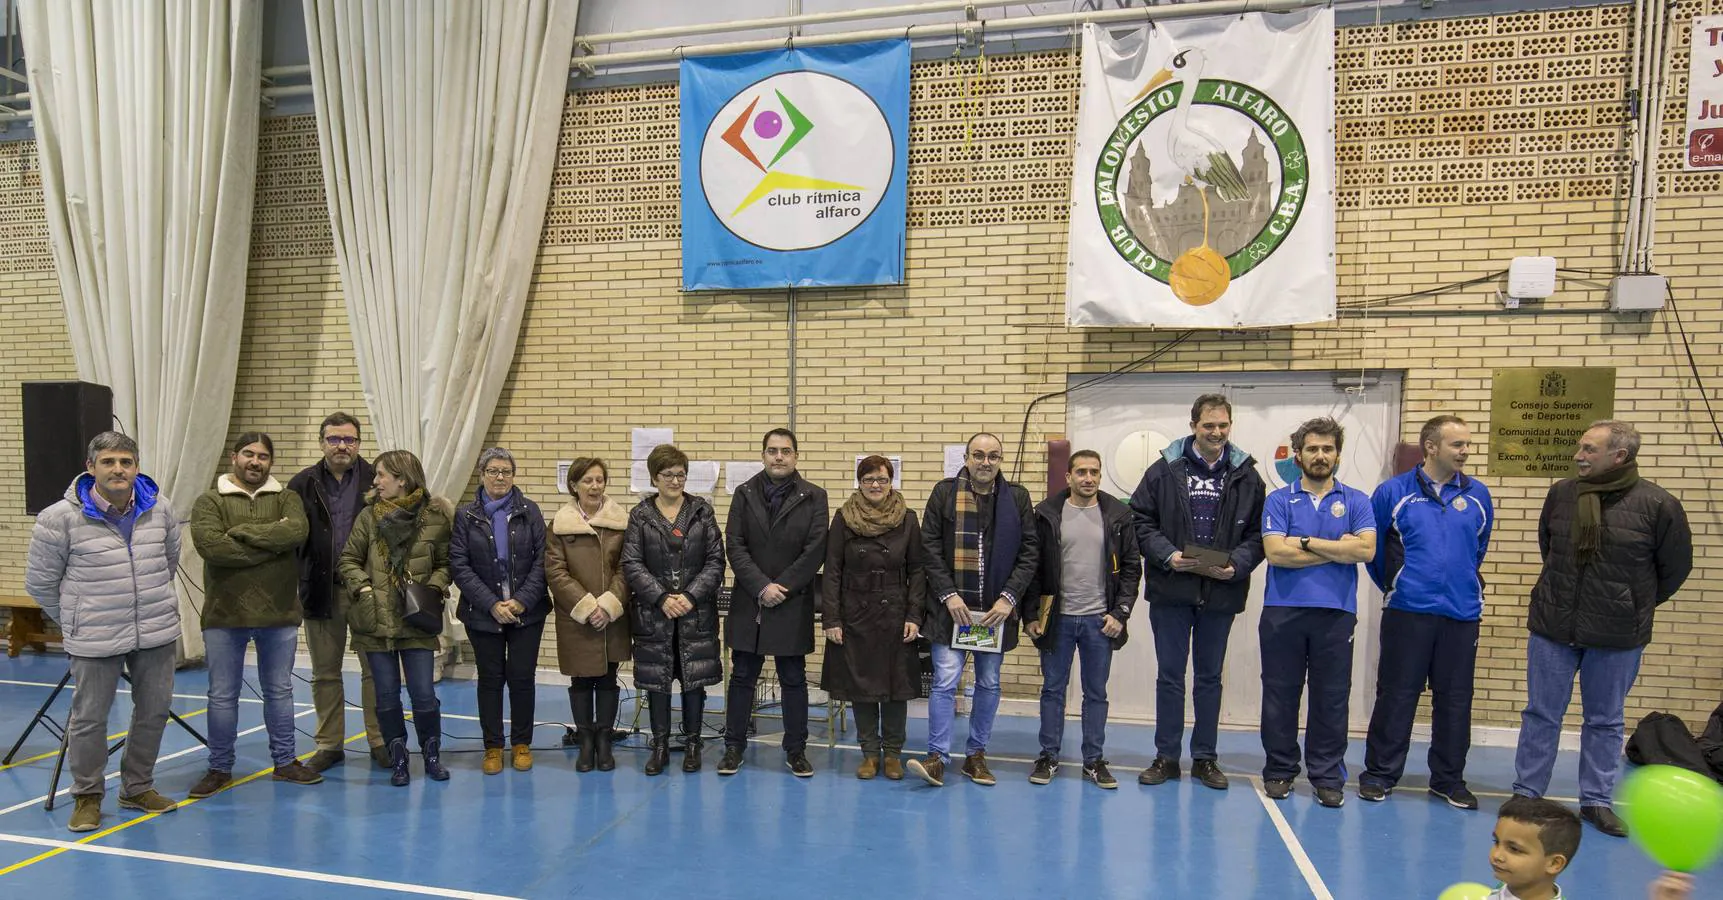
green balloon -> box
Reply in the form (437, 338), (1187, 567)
(1617, 764), (1723, 872)
(1436, 883), (1493, 900)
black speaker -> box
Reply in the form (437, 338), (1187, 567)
(23, 381), (114, 515)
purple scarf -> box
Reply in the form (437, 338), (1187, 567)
(482, 491), (513, 564)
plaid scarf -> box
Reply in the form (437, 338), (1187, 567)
(373, 488), (427, 585)
(952, 469), (1022, 609)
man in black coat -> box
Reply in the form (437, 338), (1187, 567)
(1128, 394), (1266, 791)
(906, 432), (1039, 789)
(1512, 420), (1691, 838)
(719, 428), (829, 777)
(285, 412), (386, 772)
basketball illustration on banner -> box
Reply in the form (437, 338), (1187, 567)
(1170, 244), (1231, 306)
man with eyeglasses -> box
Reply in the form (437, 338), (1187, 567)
(720, 428), (829, 777)
(286, 411), (387, 771)
(907, 432), (1039, 788)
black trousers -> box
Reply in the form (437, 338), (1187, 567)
(470, 622), (544, 748)
(1362, 608), (1478, 792)
(724, 650), (808, 753)
(1259, 606), (1355, 788)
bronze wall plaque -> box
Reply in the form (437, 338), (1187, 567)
(1490, 367), (1616, 477)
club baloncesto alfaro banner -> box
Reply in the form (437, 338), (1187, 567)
(681, 40), (909, 291)
(1066, 10), (1336, 328)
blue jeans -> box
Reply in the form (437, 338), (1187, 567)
(1512, 632), (1644, 807)
(367, 649), (441, 749)
(927, 642), (1002, 762)
(1037, 614), (1114, 763)
(204, 626), (300, 771)
(1149, 604), (1236, 761)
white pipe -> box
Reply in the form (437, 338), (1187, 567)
(1638, 0), (1673, 272)
(575, 0), (1322, 70)
(262, 64), (311, 78)
(577, 0), (1013, 49)
(1619, 0), (1649, 272)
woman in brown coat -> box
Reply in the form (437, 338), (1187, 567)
(545, 457), (631, 772)
(820, 455), (927, 781)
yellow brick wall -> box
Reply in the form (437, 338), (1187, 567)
(1, 4), (1718, 730)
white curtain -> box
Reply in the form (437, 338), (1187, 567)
(20, 1), (264, 659)
(302, 0), (578, 505)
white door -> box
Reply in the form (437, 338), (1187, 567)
(1067, 370), (1401, 732)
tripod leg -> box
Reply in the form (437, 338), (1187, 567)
(45, 727), (69, 812)
(5, 670), (72, 764)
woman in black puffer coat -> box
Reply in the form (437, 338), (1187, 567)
(620, 444), (725, 775)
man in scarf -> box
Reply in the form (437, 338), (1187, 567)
(720, 429), (829, 778)
(907, 432), (1039, 788)
(1513, 420), (1691, 838)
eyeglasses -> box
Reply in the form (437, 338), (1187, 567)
(968, 452), (1004, 463)
(659, 471), (688, 481)
(324, 436), (358, 447)
(859, 477), (892, 487)
(482, 468), (514, 478)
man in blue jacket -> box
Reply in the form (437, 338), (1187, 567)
(1360, 415), (1493, 810)
(1128, 393), (1265, 791)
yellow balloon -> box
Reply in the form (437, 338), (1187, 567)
(1436, 883), (1494, 900)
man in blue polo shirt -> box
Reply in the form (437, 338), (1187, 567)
(1259, 417), (1376, 808)
(1360, 414), (1493, 810)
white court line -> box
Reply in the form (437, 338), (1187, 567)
(0, 678), (315, 708)
(1251, 777), (1336, 900)
(0, 708), (317, 818)
(0, 832), (523, 899)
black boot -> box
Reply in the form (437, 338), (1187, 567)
(681, 689), (705, 773)
(595, 689), (620, 772)
(571, 688), (596, 773)
(417, 710), (449, 782)
(388, 738), (410, 787)
(645, 692), (671, 776)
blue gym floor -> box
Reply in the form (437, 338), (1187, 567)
(0, 653), (1716, 899)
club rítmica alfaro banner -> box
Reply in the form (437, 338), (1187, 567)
(681, 40), (909, 291)
(1066, 10), (1336, 328)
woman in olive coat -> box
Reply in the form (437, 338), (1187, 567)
(340, 450), (454, 787)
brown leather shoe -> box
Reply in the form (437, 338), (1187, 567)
(856, 755), (879, 780)
(186, 770), (232, 800)
(511, 744), (533, 772)
(882, 755), (904, 781)
(482, 748), (504, 775)
(272, 762), (324, 786)
(962, 751), (996, 786)
(905, 753), (945, 787)
(305, 749), (345, 773)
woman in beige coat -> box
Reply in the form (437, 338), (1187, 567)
(545, 457), (630, 772)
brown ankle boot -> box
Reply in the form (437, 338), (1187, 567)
(856, 754), (879, 780)
(962, 751), (996, 786)
(882, 755), (904, 781)
(905, 753), (945, 787)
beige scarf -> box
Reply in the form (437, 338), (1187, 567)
(840, 489), (906, 537)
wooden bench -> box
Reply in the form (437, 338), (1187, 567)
(1, 596), (61, 658)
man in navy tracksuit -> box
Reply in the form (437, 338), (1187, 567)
(1360, 415), (1493, 810)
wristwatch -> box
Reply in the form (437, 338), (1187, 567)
(1300, 536), (1311, 553)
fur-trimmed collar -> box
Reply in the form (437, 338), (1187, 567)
(552, 497), (628, 535)
(217, 474), (284, 497)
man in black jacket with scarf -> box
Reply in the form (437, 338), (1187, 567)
(907, 432), (1039, 788)
(719, 429), (829, 778)
(1129, 394), (1266, 791)
(1512, 420), (1691, 838)
(1024, 450), (1142, 789)
(286, 412), (386, 771)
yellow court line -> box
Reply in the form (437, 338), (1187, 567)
(0, 727), (371, 878)
(0, 708), (211, 772)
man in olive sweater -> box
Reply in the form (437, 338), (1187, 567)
(187, 433), (317, 797)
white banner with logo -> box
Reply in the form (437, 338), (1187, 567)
(1066, 11), (1335, 328)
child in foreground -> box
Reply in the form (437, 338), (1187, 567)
(1487, 796), (1695, 900)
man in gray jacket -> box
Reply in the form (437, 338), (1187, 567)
(26, 432), (184, 833)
